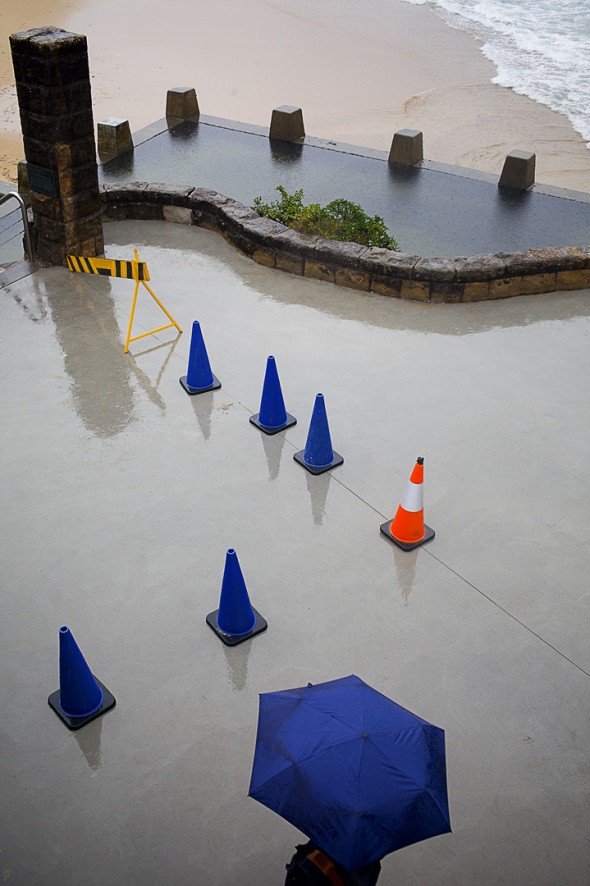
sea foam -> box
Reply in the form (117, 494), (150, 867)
(399, 0), (590, 146)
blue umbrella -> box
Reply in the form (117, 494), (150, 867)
(248, 674), (451, 872)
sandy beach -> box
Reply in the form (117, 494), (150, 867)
(1, 0), (589, 191)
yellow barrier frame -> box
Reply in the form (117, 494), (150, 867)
(123, 250), (182, 353)
(67, 248), (182, 352)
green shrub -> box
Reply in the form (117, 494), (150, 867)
(252, 186), (398, 250)
(253, 186), (306, 226)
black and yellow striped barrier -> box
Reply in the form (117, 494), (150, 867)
(66, 254), (150, 282)
(67, 248), (182, 353)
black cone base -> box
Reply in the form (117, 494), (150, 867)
(293, 450), (343, 475)
(48, 678), (116, 730)
(206, 607), (268, 646)
(249, 412), (297, 435)
(380, 520), (435, 551)
(179, 374), (221, 395)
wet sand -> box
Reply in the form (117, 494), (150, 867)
(1, 0), (589, 191)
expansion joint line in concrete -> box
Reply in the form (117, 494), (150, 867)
(101, 356), (588, 680)
(325, 474), (590, 679)
(424, 550), (590, 679)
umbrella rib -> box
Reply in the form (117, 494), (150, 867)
(250, 763), (295, 796)
(256, 733), (363, 780)
(294, 693), (424, 742)
(256, 727), (435, 786)
(423, 785), (451, 826)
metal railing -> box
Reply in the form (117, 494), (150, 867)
(0, 191), (33, 261)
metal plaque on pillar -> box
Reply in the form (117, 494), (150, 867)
(27, 163), (59, 198)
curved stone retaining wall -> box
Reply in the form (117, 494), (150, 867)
(100, 183), (590, 302)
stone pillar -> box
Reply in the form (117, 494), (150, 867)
(269, 106), (305, 142)
(499, 151), (536, 190)
(10, 26), (104, 265)
(388, 129), (423, 166)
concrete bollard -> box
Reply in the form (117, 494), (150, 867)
(269, 105), (305, 142)
(388, 129), (423, 166)
(97, 118), (134, 159)
(499, 151), (536, 190)
(166, 87), (200, 121)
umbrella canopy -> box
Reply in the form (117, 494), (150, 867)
(248, 674), (451, 872)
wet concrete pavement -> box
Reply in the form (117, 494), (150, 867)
(1, 220), (589, 885)
(100, 118), (590, 258)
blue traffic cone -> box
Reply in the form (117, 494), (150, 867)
(48, 626), (116, 730)
(250, 356), (296, 435)
(294, 393), (343, 474)
(180, 320), (221, 395)
(206, 549), (268, 646)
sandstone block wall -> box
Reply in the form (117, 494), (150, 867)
(100, 183), (590, 303)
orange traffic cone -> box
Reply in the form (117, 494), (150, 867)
(380, 457), (435, 551)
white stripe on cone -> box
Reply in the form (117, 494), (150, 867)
(400, 479), (423, 513)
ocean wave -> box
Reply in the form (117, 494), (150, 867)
(399, 0), (590, 145)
